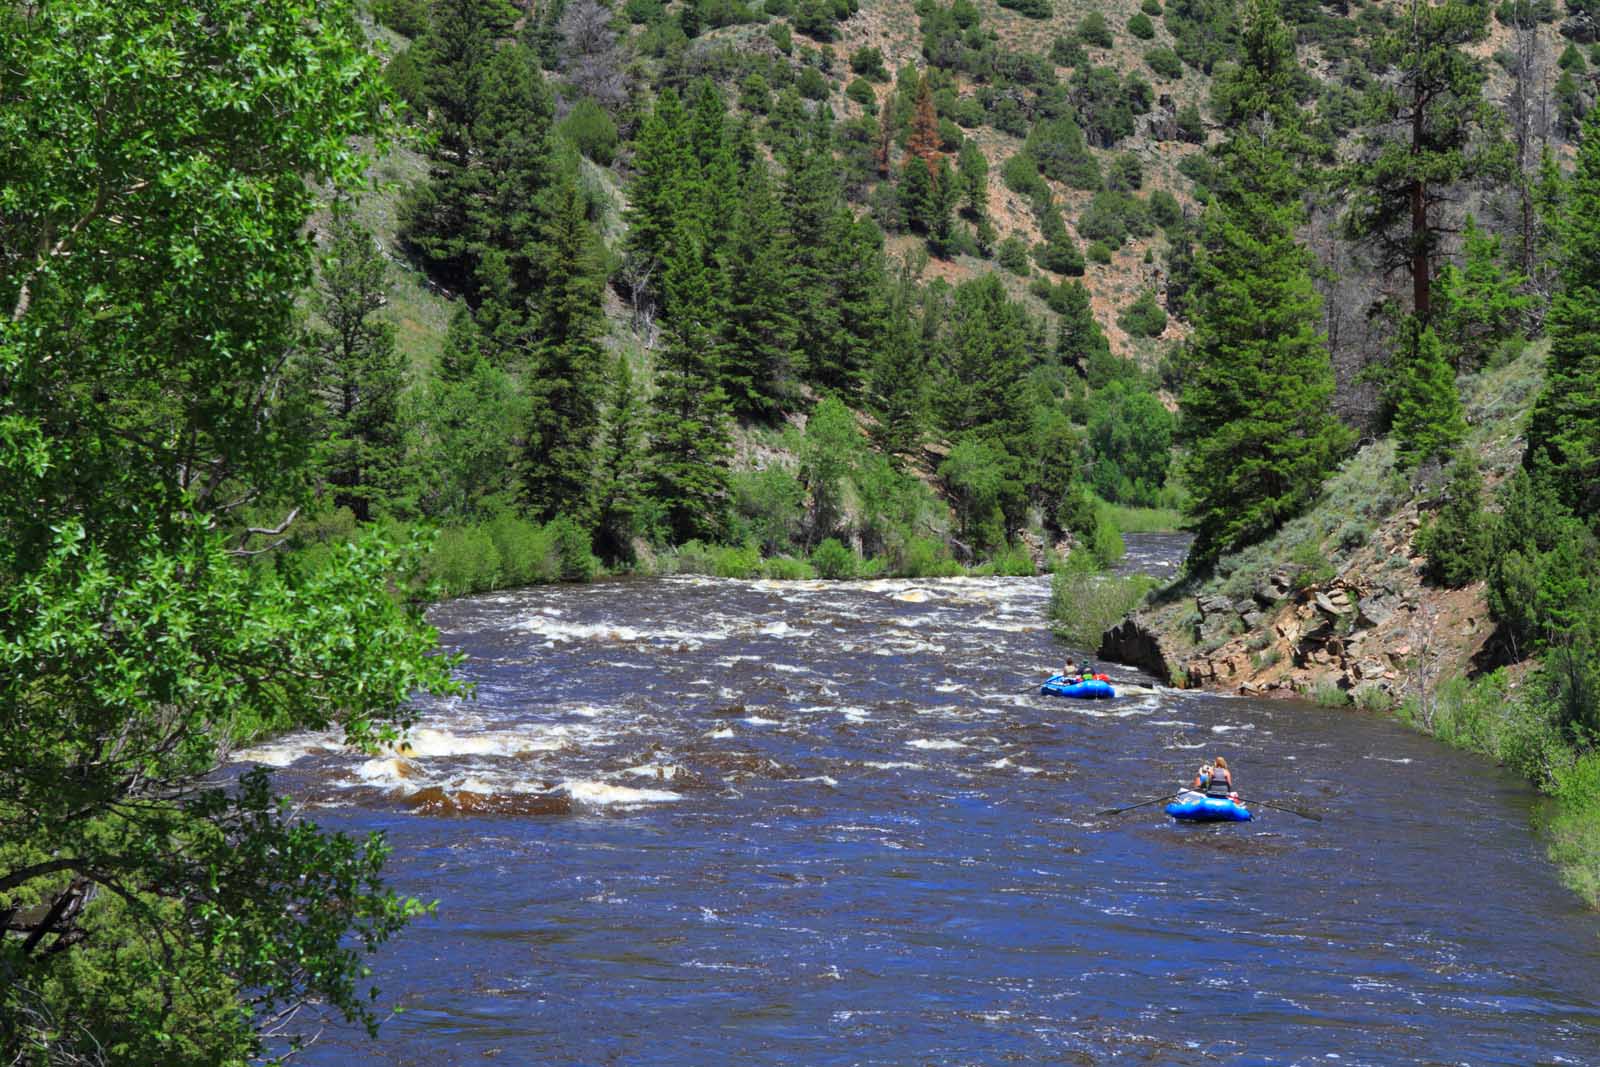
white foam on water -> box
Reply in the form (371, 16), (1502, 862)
(932, 681), (966, 693)
(862, 761), (924, 770)
(564, 779), (680, 806)
(518, 613), (729, 648)
(232, 729), (342, 767)
(987, 757), (1015, 769)
(793, 775), (839, 788)
(1019, 765), (1043, 774)
(707, 728), (735, 739)
(743, 715), (780, 725)
(354, 756), (423, 792)
(891, 588), (937, 603)
(907, 738), (967, 750)
(1374, 756), (1413, 764)
(622, 763), (687, 780)
(394, 725), (578, 758)
(840, 707), (872, 722)
(770, 663), (811, 674)
(1211, 723), (1256, 733)
(1149, 720), (1198, 728)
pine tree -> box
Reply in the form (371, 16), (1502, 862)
(956, 139), (989, 219)
(937, 275), (1032, 460)
(594, 355), (648, 563)
(416, 307), (524, 520)
(523, 173), (608, 522)
(623, 88), (693, 302)
(1526, 106), (1600, 519)
(721, 156), (800, 418)
(1343, 0), (1509, 321)
(906, 75), (941, 169)
(648, 224), (734, 542)
(818, 209), (893, 394)
(303, 205), (406, 522)
(1389, 318), (1466, 468)
(1433, 214), (1531, 370)
(782, 113), (846, 385)
(1180, 0), (1351, 566)
(868, 262), (929, 460)
(1053, 280), (1110, 370)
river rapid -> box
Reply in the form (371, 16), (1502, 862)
(243, 536), (1600, 1065)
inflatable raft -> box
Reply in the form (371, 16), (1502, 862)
(1165, 789), (1252, 822)
(1040, 675), (1115, 700)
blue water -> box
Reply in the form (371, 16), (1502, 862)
(250, 540), (1600, 1065)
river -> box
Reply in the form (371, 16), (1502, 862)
(242, 535), (1600, 1065)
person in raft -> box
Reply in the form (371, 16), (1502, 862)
(1192, 756), (1234, 796)
(1062, 658), (1078, 679)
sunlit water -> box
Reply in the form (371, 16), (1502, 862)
(243, 536), (1600, 1065)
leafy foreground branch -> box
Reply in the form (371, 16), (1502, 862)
(1, 0), (461, 1060)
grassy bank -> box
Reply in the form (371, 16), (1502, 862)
(1398, 671), (1600, 905)
(1048, 551), (1159, 651)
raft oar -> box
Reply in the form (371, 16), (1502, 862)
(1242, 797), (1322, 822)
(1096, 792), (1181, 817)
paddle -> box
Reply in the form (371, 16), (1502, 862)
(1242, 797), (1323, 822)
(1096, 792), (1181, 817)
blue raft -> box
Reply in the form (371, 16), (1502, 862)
(1039, 675), (1115, 700)
(1165, 789), (1252, 822)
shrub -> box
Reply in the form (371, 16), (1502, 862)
(1087, 241), (1113, 264)
(1077, 11), (1113, 47)
(850, 45), (889, 81)
(1414, 454), (1489, 586)
(768, 21), (792, 51)
(987, 544), (1037, 575)
(797, 66), (830, 100)
(556, 98), (619, 165)
(740, 73), (772, 113)
(547, 515), (600, 581)
(1026, 116), (1101, 189)
(999, 0), (1052, 17)
(711, 541), (763, 578)
(1308, 681), (1351, 707)
(1107, 151), (1143, 191)
(1000, 151), (1050, 201)
(382, 47), (427, 116)
(1049, 564), (1155, 649)
(846, 76), (877, 109)
(1050, 34), (1086, 67)
(428, 525), (502, 597)
(372, 0), (431, 37)
(901, 536), (965, 577)
(811, 537), (858, 578)
(1148, 188), (1183, 228)
(1146, 45), (1183, 79)
(1142, 0), (1163, 13)
(626, 0), (666, 20)
(487, 512), (556, 585)
(1118, 290), (1168, 337)
(997, 235), (1032, 275)
(762, 554), (816, 579)
(1127, 11), (1156, 37)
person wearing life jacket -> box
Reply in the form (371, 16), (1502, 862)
(1192, 756), (1234, 797)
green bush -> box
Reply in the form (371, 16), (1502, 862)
(810, 537), (858, 578)
(1118, 290), (1168, 337)
(901, 536), (965, 577)
(1148, 188), (1183, 229)
(846, 76), (876, 109)
(711, 541), (763, 578)
(487, 512), (556, 585)
(1145, 45), (1183, 79)
(556, 98), (619, 165)
(850, 45), (889, 80)
(1127, 11), (1156, 37)
(1141, 0), (1163, 13)
(997, 235), (1031, 275)
(1107, 151), (1143, 191)
(1049, 564), (1155, 649)
(547, 515), (600, 582)
(382, 47), (427, 116)
(1415, 454), (1489, 586)
(797, 66), (830, 100)
(372, 0), (431, 37)
(1025, 117), (1101, 190)
(1000, 151), (1049, 200)
(1077, 11), (1113, 46)
(1087, 240), (1113, 263)
(986, 544), (1037, 576)
(768, 21), (792, 52)
(762, 554), (816, 579)
(1050, 34), (1086, 67)
(999, 0), (1052, 17)
(428, 525), (502, 597)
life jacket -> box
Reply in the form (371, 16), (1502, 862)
(1205, 770), (1233, 798)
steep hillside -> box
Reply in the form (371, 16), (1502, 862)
(1100, 341), (1548, 704)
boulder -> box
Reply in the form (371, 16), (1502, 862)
(1315, 590), (1353, 617)
(1197, 593), (1234, 620)
(1099, 617), (1175, 684)
(1357, 596), (1395, 629)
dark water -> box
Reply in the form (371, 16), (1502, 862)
(244, 536), (1600, 1065)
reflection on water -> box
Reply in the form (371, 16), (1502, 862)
(246, 536), (1600, 1065)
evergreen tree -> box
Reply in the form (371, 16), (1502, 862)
(869, 261), (930, 459)
(1526, 106), (1600, 519)
(956, 139), (989, 219)
(648, 224), (734, 541)
(721, 156), (801, 418)
(302, 205), (406, 522)
(623, 89), (693, 303)
(1054, 280), (1111, 371)
(818, 210), (894, 394)
(782, 113), (846, 384)
(1343, 0), (1509, 321)
(1389, 318), (1466, 468)
(1180, 0), (1350, 566)
(415, 307), (523, 519)
(594, 355), (648, 563)
(1414, 452), (1490, 586)
(523, 174), (608, 522)
(1434, 214), (1532, 370)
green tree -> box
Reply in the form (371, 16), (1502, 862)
(1526, 106), (1600, 519)
(414, 308), (524, 520)
(647, 226), (734, 541)
(1390, 319), (1466, 468)
(0, 0), (460, 1059)
(800, 397), (865, 542)
(1415, 452), (1490, 585)
(523, 173), (608, 522)
(1434, 214), (1531, 369)
(1087, 380), (1174, 504)
(594, 356), (649, 562)
(1343, 0), (1508, 321)
(302, 204), (406, 522)
(1179, 0), (1351, 566)
(721, 156), (801, 418)
(622, 88), (693, 307)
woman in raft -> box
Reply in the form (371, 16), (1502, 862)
(1191, 756), (1234, 797)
